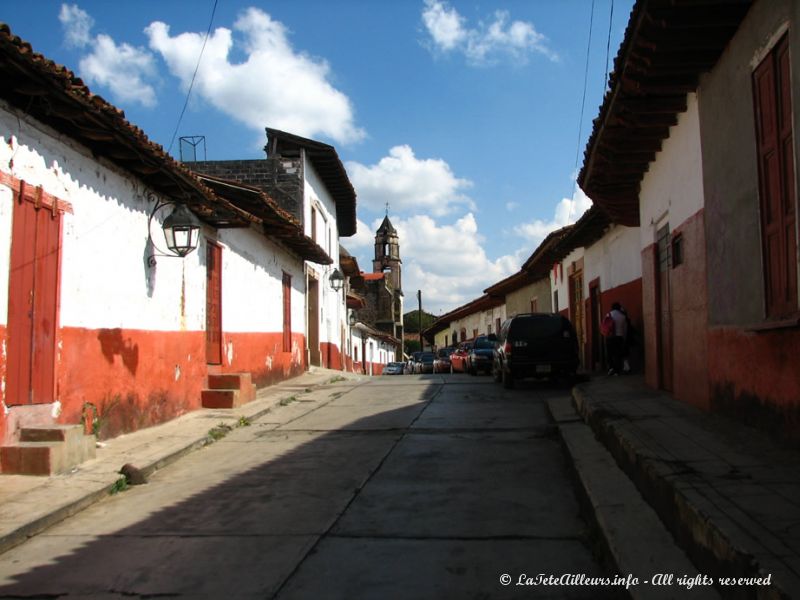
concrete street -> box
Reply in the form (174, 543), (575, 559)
(0, 374), (614, 599)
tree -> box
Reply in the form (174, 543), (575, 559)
(403, 309), (435, 333)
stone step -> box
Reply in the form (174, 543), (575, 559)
(0, 431), (96, 476)
(208, 372), (252, 391)
(20, 424), (84, 444)
(203, 373), (257, 407)
(201, 389), (243, 409)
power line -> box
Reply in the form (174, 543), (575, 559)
(570, 0), (596, 220)
(604, 0), (615, 93)
(167, 0), (219, 156)
(573, 0), (595, 175)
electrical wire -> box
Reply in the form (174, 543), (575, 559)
(166, 0), (219, 156)
(604, 0), (615, 93)
(570, 0), (596, 221)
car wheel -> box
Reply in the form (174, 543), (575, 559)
(502, 366), (514, 389)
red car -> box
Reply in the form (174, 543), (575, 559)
(449, 342), (473, 373)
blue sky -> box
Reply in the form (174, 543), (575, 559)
(2, 0), (633, 314)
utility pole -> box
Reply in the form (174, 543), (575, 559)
(417, 290), (423, 351)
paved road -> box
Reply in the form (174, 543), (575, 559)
(0, 374), (614, 599)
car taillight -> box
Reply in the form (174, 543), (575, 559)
(504, 342), (512, 355)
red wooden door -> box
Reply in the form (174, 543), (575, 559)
(7, 196), (61, 405)
(206, 242), (222, 364)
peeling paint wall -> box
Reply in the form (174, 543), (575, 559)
(0, 100), (310, 444)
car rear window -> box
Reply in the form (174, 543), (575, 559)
(473, 338), (494, 349)
(509, 315), (565, 338)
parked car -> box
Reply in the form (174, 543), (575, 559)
(492, 313), (579, 388)
(415, 352), (435, 374)
(410, 351), (423, 374)
(383, 362), (405, 375)
(433, 347), (455, 373)
(449, 342), (473, 373)
(467, 335), (497, 375)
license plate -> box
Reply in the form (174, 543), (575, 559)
(536, 365), (552, 374)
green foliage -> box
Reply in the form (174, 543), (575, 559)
(405, 339), (421, 354)
(327, 375), (346, 384)
(109, 477), (129, 495)
(237, 416), (251, 427)
(403, 309), (436, 333)
(279, 395), (298, 406)
(208, 423), (232, 440)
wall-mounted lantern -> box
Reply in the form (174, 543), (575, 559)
(329, 268), (345, 292)
(147, 199), (202, 268)
(161, 204), (202, 257)
(349, 312), (357, 326)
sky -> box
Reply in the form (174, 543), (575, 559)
(2, 0), (634, 315)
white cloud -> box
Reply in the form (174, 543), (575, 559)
(505, 201), (519, 211)
(513, 186), (592, 245)
(346, 145), (473, 217)
(59, 4), (157, 107)
(79, 35), (158, 107)
(421, 0), (466, 51)
(422, 0), (557, 66)
(146, 7), (364, 145)
(59, 4), (94, 48)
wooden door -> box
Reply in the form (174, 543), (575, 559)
(656, 225), (673, 391)
(569, 269), (585, 368)
(7, 195), (61, 405)
(206, 242), (222, 365)
(307, 277), (320, 366)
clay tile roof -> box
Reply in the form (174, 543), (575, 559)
(362, 272), (385, 281)
(0, 22), (248, 228)
(577, 0), (752, 226)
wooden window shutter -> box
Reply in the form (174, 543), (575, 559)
(753, 35), (797, 317)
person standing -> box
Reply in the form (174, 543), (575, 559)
(606, 302), (628, 375)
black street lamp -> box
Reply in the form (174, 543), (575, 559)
(329, 268), (345, 292)
(162, 204), (202, 257)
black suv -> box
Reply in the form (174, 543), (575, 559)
(491, 313), (579, 388)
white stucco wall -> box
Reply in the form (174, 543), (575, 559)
(217, 227), (305, 333)
(0, 104), (203, 332)
(639, 92), (705, 246)
(583, 224), (642, 292)
(0, 186), (13, 326)
(303, 155), (344, 352)
(0, 103), (306, 344)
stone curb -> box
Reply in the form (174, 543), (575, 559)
(572, 384), (794, 600)
(547, 396), (720, 600)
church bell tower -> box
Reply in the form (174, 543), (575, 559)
(373, 215), (402, 294)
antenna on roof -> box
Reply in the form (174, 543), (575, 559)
(179, 136), (206, 162)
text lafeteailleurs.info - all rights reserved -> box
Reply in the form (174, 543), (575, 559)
(500, 573), (773, 590)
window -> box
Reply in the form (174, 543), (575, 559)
(282, 272), (292, 352)
(311, 207), (317, 243)
(753, 34), (797, 317)
(553, 290), (559, 313)
(671, 234), (683, 268)
(531, 297), (538, 312)
(496, 318), (501, 334)
(472, 328), (478, 339)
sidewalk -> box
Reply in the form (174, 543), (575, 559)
(570, 375), (800, 599)
(0, 367), (365, 556)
